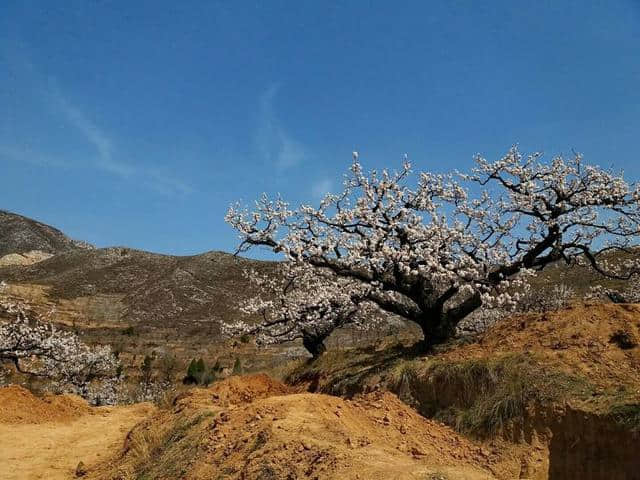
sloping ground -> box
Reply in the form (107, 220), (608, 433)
(0, 247), (273, 329)
(89, 374), (523, 480)
(530, 251), (640, 298)
(290, 302), (640, 404)
(439, 302), (640, 388)
(0, 210), (92, 256)
(0, 385), (154, 480)
(0, 210), (273, 337)
(286, 303), (640, 479)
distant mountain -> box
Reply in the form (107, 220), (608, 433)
(0, 210), (93, 257)
(0, 246), (273, 330)
(0, 210), (280, 373)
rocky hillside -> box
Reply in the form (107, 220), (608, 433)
(0, 246), (273, 331)
(0, 210), (92, 257)
(0, 210), (279, 375)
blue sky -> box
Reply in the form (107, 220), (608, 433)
(1, 1), (639, 257)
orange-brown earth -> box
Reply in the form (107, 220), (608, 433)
(89, 374), (519, 480)
(284, 303), (640, 480)
(441, 302), (640, 388)
(2, 304), (640, 479)
(0, 386), (154, 480)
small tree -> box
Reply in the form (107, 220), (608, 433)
(195, 358), (206, 382)
(158, 353), (179, 383)
(223, 262), (380, 357)
(184, 358), (202, 385)
(183, 357), (213, 385)
(232, 357), (243, 376)
(210, 359), (223, 383)
(140, 353), (154, 386)
(185, 358), (197, 384)
(227, 148), (640, 351)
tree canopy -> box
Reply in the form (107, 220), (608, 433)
(226, 148), (640, 355)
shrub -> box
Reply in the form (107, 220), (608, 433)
(232, 358), (243, 376)
(122, 326), (136, 336)
(183, 358), (216, 386)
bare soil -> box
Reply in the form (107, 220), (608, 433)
(0, 386), (154, 480)
(89, 374), (532, 480)
(442, 302), (640, 389)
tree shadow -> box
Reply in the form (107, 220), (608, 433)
(287, 340), (432, 397)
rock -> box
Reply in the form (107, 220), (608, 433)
(411, 446), (425, 457)
(75, 461), (88, 477)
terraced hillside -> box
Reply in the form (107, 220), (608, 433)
(0, 210), (280, 377)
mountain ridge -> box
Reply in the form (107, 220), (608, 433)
(0, 210), (93, 257)
(0, 209), (280, 373)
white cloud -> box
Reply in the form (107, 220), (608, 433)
(256, 84), (306, 169)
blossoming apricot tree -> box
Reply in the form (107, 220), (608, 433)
(0, 282), (120, 402)
(223, 262), (382, 357)
(226, 148), (640, 354)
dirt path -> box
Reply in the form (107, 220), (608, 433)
(0, 403), (153, 480)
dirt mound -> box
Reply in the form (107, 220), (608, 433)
(91, 375), (502, 480)
(0, 385), (91, 424)
(284, 303), (640, 479)
(443, 302), (640, 388)
(174, 373), (294, 409)
(293, 303), (640, 399)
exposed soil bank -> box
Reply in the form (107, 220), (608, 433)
(548, 408), (640, 480)
(285, 303), (640, 479)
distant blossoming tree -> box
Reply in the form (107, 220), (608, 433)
(0, 282), (120, 403)
(226, 148), (640, 352)
(223, 262), (382, 357)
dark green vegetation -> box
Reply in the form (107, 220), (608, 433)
(183, 358), (225, 386)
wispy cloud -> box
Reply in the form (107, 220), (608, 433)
(48, 85), (136, 179)
(0, 144), (71, 169)
(49, 87), (193, 195)
(0, 44), (192, 196)
(144, 167), (194, 195)
(256, 84), (306, 169)
(311, 178), (334, 201)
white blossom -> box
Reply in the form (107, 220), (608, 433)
(223, 262), (383, 356)
(0, 282), (120, 403)
(227, 147), (640, 350)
